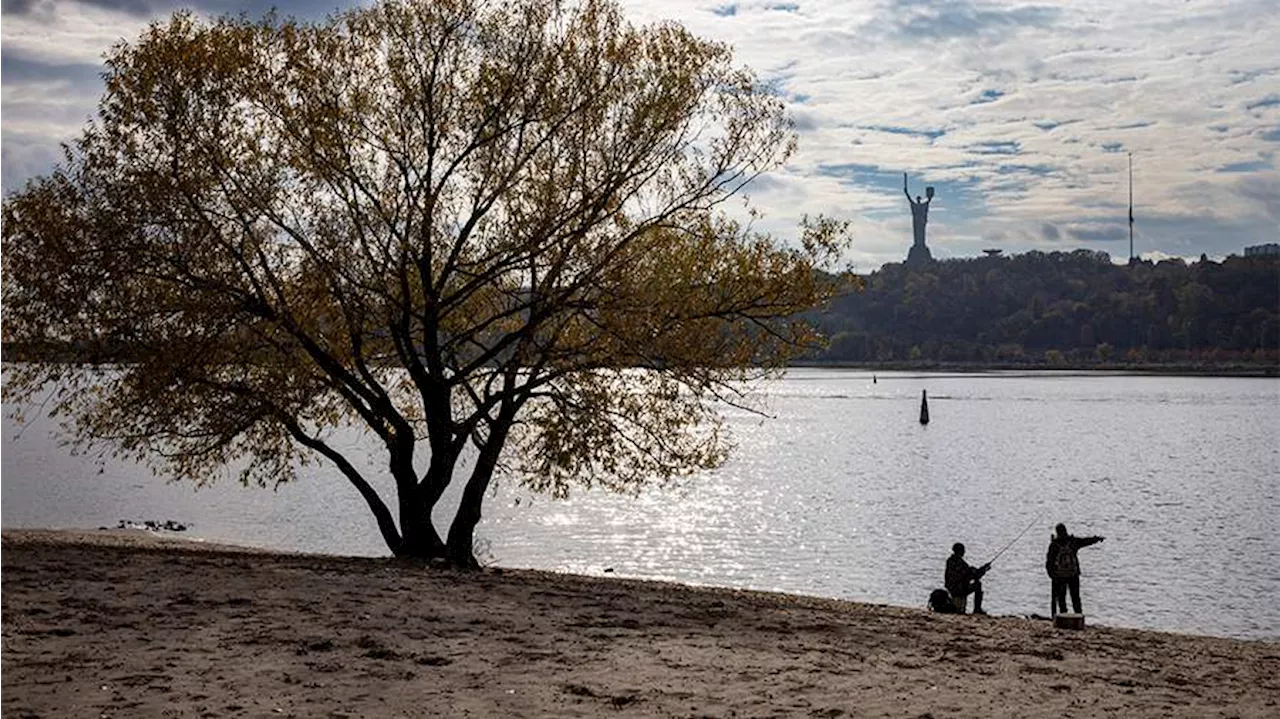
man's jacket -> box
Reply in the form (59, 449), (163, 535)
(1046, 535), (1103, 578)
(945, 554), (982, 594)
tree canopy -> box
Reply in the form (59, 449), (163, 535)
(2, 0), (849, 564)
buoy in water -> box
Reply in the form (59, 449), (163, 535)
(919, 389), (930, 425)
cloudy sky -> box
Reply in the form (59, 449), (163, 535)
(3, 0), (1278, 269)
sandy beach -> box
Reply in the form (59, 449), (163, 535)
(2, 529), (1276, 718)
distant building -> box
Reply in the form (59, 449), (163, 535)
(1244, 243), (1280, 257)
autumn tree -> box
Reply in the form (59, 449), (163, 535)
(2, 0), (849, 565)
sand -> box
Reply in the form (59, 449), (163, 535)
(2, 529), (1277, 718)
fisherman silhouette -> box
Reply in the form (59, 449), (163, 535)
(1046, 523), (1104, 616)
(945, 542), (990, 614)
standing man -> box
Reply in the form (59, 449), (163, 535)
(1046, 523), (1105, 616)
(945, 542), (990, 615)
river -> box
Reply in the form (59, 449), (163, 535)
(3, 369), (1277, 640)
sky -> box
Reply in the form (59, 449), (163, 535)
(3, 0), (1278, 271)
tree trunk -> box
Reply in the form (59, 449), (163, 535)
(445, 485), (485, 569)
(397, 506), (446, 558)
(446, 458), (495, 569)
(281, 418), (409, 558)
(391, 443), (449, 559)
(445, 412), (514, 569)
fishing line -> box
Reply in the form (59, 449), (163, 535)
(988, 514), (1039, 565)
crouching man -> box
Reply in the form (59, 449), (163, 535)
(945, 542), (990, 614)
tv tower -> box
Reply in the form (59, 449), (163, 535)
(1128, 152), (1135, 263)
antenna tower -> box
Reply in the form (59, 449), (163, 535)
(1128, 153), (1134, 263)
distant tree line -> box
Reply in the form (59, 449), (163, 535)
(6, 247), (1277, 373)
(806, 249), (1280, 369)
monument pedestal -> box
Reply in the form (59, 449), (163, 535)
(906, 243), (933, 266)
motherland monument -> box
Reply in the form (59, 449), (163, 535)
(903, 172), (934, 266)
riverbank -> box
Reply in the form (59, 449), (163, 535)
(791, 359), (1280, 377)
(3, 530), (1276, 717)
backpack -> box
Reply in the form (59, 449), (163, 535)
(1048, 539), (1080, 578)
(929, 588), (959, 613)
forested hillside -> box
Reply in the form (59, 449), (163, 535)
(808, 250), (1280, 369)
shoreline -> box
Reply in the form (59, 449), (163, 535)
(6, 355), (1277, 378)
(6, 526), (1271, 644)
(790, 360), (1280, 378)
(4, 529), (1277, 717)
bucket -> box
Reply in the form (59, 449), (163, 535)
(1054, 613), (1085, 630)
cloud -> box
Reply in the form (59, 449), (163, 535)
(1, 128), (67, 193)
(1219, 159), (1273, 173)
(3, 0), (157, 16)
(1066, 224), (1127, 244)
(969, 140), (1021, 155)
(1, 53), (103, 86)
(860, 125), (947, 141)
(1233, 172), (1280, 222)
(1141, 250), (1192, 264)
(1245, 95), (1280, 112)
(4, 0), (1280, 269)
(1, 0), (350, 194)
(889, 1), (1060, 42)
(969, 88), (1005, 105)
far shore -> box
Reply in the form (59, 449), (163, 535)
(5, 348), (1276, 378)
(3, 529), (1277, 717)
(791, 359), (1280, 377)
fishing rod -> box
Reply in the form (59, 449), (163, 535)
(985, 515), (1041, 566)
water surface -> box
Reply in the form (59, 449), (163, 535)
(4, 369), (1277, 640)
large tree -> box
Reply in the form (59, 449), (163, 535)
(2, 0), (849, 565)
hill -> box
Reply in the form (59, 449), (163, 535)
(808, 250), (1280, 371)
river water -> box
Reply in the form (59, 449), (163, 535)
(3, 369), (1277, 641)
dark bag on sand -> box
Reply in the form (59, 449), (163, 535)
(929, 588), (959, 613)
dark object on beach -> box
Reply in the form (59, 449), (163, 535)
(117, 519), (187, 532)
(928, 588), (959, 613)
(919, 390), (929, 425)
(1054, 613), (1086, 630)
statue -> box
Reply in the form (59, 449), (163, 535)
(904, 172), (933, 247)
(903, 173), (934, 265)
